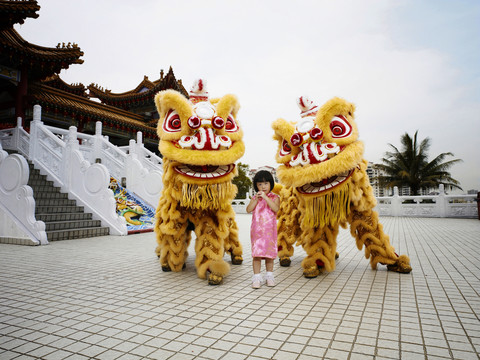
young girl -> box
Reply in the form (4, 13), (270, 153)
(246, 170), (280, 288)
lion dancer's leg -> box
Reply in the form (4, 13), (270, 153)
(223, 208), (243, 265)
(193, 212), (231, 285)
(155, 200), (191, 272)
(301, 224), (339, 278)
(277, 186), (301, 267)
(348, 209), (412, 273)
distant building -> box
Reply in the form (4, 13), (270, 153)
(366, 162), (386, 197)
(366, 162), (438, 196)
(0, 1), (187, 154)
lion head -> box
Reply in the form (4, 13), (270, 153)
(273, 96), (364, 196)
(273, 96), (365, 227)
(155, 80), (245, 210)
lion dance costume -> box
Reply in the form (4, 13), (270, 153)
(273, 96), (412, 278)
(154, 80), (244, 285)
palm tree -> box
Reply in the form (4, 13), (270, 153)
(376, 131), (462, 195)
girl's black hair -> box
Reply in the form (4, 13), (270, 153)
(252, 170), (275, 192)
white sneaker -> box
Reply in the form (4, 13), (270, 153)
(266, 276), (275, 287)
(252, 275), (261, 289)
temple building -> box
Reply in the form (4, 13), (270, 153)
(0, 0), (187, 154)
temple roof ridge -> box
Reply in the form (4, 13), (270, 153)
(0, 27), (84, 80)
(30, 82), (156, 132)
(0, 0), (40, 28)
(87, 66), (187, 102)
(42, 74), (88, 98)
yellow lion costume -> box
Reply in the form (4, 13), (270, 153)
(273, 96), (412, 278)
(154, 80), (244, 285)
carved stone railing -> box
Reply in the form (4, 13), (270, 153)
(0, 105), (128, 236)
(375, 185), (478, 218)
(0, 104), (164, 205)
(232, 197), (250, 214)
(233, 186), (477, 219)
(123, 132), (163, 208)
(46, 122), (163, 208)
(0, 143), (47, 245)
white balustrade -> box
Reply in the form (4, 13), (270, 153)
(0, 105), (167, 239)
(375, 185), (478, 219)
(232, 196), (250, 214)
(1, 105), (477, 245)
(0, 143), (47, 245)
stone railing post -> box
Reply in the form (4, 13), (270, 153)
(437, 184), (446, 218)
(61, 126), (79, 193)
(391, 186), (401, 216)
(136, 131), (143, 152)
(129, 138), (137, 156)
(28, 105), (42, 165)
(92, 121), (103, 164)
(13, 117), (22, 149)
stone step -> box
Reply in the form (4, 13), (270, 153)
(46, 227), (110, 241)
(35, 205), (84, 214)
(30, 184), (61, 193)
(35, 198), (77, 207)
(28, 178), (55, 187)
(45, 219), (102, 232)
(28, 172), (48, 181)
(32, 191), (69, 200)
(36, 212), (93, 222)
(22, 157), (110, 242)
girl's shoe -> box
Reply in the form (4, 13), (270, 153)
(266, 276), (275, 287)
(252, 275), (261, 289)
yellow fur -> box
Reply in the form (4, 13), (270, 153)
(274, 96), (412, 277)
(277, 141), (364, 188)
(154, 84), (245, 284)
(155, 90), (193, 140)
(159, 141), (245, 167)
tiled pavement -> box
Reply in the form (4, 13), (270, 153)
(1, 215), (479, 360)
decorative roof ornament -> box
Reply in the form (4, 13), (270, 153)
(189, 79), (209, 104)
(297, 96), (318, 118)
(294, 95), (320, 135)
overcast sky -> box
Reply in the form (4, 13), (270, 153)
(15, 0), (480, 192)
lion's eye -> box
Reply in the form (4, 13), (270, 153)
(279, 139), (292, 156)
(330, 115), (352, 138)
(225, 114), (239, 132)
(163, 110), (182, 132)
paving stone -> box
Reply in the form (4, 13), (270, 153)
(0, 216), (479, 359)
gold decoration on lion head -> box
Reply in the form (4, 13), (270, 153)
(155, 79), (245, 186)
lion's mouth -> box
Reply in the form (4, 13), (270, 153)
(297, 169), (353, 195)
(174, 164), (235, 179)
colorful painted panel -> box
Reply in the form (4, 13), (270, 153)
(109, 177), (155, 233)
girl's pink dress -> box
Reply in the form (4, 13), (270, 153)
(251, 192), (279, 259)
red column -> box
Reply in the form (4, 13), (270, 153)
(15, 65), (28, 121)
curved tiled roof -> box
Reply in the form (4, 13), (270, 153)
(42, 74), (88, 98)
(29, 83), (157, 137)
(88, 67), (188, 106)
(0, 27), (84, 79)
(0, 0), (40, 28)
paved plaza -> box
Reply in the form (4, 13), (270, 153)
(1, 215), (479, 360)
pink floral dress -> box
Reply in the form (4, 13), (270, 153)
(250, 192), (279, 259)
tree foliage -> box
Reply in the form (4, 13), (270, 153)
(377, 131), (462, 195)
(232, 162), (252, 199)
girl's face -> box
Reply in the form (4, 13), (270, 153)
(256, 181), (271, 194)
